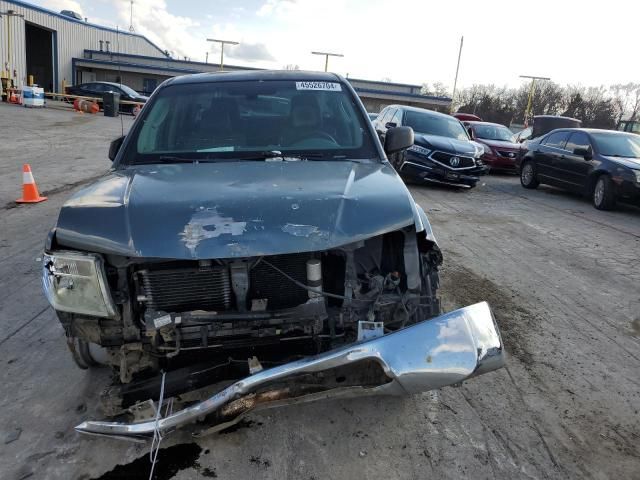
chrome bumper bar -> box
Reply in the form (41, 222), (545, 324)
(75, 302), (504, 439)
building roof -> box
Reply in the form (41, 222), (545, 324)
(84, 50), (262, 71)
(5, 0), (167, 56)
(347, 77), (423, 89)
(351, 87), (450, 103)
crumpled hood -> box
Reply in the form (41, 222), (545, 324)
(603, 155), (640, 170)
(55, 161), (417, 259)
(414, 134), (476, 156)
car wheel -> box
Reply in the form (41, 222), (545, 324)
(520, 161), (539, 189)
(593, 175), (616, 210)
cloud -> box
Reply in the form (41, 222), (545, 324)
(114, 0), (202, 59)
(257, 0), (298, 17)
(228, 43), (275, 62)
(40, 0), (85, 16)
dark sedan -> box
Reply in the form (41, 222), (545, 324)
(65, 82), (148, 113)
(517, 128), (640, 210)
(466, 121), (520, 172)
(374, 105), (488, 188)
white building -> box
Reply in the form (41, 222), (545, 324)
(0, 0), (166, 92)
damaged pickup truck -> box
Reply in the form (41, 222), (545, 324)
(42, 70), (504, 439)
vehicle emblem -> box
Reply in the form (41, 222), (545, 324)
(450, 156), (461, 167)
(508, 152), (515, 158)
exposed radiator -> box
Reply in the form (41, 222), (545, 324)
(250, 253), (312, 310)
(139, 265), (232, 312)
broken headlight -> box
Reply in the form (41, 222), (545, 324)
(42, 251), (117, 318)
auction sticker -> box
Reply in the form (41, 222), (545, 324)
(296, 81), (342, 91)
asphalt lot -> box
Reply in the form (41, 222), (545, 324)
(1, 102), (639, 479)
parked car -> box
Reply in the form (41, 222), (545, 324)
(517, 128), (640, 210)
(453, 112), (482, 122)
(65, 81), (149, 113)
(465, 121), (520, 172)
(42, 70), (504, 438)
(374, 105), (488, 188)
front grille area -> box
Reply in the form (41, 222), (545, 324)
(138, 253), (313, 314)
(139, 265), (231, 312)
(250, 253), (312, 310)
(430, 151), (475, 169)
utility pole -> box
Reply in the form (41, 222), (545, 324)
(520, 75), (551, 126)
(311, 51), (344, 72)
(205, 51), (209, 63)
(450, 36), (463, 114)
(207, 39), (239, 71)
(129, 1), (135, 32)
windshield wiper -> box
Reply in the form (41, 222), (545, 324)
(129, 155), (199, 165)
(232, 151), (333, 161)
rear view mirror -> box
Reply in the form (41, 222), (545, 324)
(384, 126), (414, 154)
(467, 127), (475, 139)
(108, 135), (125, 162)
(573, 147), (592, 160)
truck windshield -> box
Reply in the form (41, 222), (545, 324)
(404, 111), (469, 141)
(122, 80), (377, 163)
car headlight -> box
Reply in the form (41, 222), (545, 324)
(42, 251), (117, 318)
(470, 141), (486, 158)
(633, 169), (640, 184)
(407, 145), (432, 157)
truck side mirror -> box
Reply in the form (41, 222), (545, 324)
(384, 126), (414, 154)
(108, 135), (125, 162)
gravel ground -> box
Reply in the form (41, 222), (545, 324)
(0, 103), (638, 479)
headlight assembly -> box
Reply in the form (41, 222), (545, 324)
(633, 169), (640, 184)
(42, 251), (117, 318)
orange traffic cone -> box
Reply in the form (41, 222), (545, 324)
(16, 164), (47, 203)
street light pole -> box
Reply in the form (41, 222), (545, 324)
(520, 75), (551, 126)
(450, 36), (464, 113)
(311, 51), (344, 72)
(207, 39), (240, 71)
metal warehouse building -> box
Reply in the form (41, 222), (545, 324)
(0, 0), (450, 111)
(0, 0), (167, 92)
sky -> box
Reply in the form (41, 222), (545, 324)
(33, 0), (640, 92)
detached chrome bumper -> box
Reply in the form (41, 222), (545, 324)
(75, 302), (504, 439)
